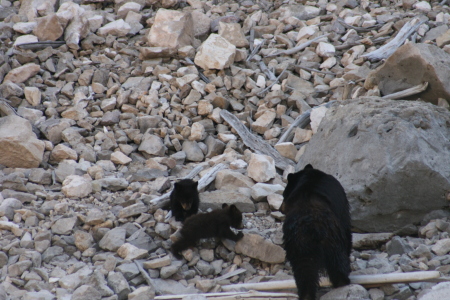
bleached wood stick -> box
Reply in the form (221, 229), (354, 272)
(362, 16), (427, 62)
(197, 163), (227, 190)
(135, 260), (159, 294)
(222, 271), (442, 291)
(154, 290), (299, 299)
(258, 65), (288, 95)
(381, 82), (428, 100)
(220, 110), (293, 170)
(215, 268), (247, 282)
(266, 34), (330, 57)
(276, 101), (336, 145)
(149, 165), (206, 205)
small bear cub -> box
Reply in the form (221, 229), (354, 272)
(171, 204), (244, 259)
(281, 164), (352, 300)
(170, 179), (200, 222)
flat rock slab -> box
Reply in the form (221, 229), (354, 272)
(199, 190), (255, 213)
(365, 43), (450, 105)
(235, 233), (285, 263)
(297, 97), (450, 232)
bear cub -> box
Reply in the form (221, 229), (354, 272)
(170, 179), (199, 222)
(171, 204), (244, 259)
(281, 164), (352, 300)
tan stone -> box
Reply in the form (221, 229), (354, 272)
(24, 87), (41, 106)
(111, 151), (132, 165)
(194, 34), (236, 70)
(251, 109), (276, 135)
(4, 63), (40, 84)
(33, 14), (64, 41)
(247, 153), (276, 183)
(50, 144), (78, 162)
(235, 234), (285, 263)
(0, 115), (45, 168)
(147, 9), (193, 49)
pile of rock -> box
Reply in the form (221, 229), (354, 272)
(1, 0), (450, 299)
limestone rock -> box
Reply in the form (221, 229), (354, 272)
(247, 154), (276, 183)
(0, 115), (45, 168)
(51, 216), (77, 235)
(110, 151), (132, 165)
(218, 22), (249, 48)
(138, 133), (166, 157)
(215, 169), (254, 190)
(99, 227), (126, 251)
(251, 109), (276, 134)
(62, 175), (92, 198)
(33, 14), (64, 41)
(97, 19), (131, 37)
(194, 34), (236, 70)
(365, 43), (450, 105)
(199, 190), (255, 213)
(24, 87), (41, 106)
(235, 234), (286, 263)
(147, 9), (193, 49)
(321, 284), (370, 300)
(297, 98), (450, 232)
(117, 243), (148, 260)
(4, 63), (40, 84)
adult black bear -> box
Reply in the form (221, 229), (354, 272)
(170, 179), (199, 222)
(281, 164), (352, 300)
(171, 204), (244, 259)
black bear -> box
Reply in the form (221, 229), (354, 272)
(171, 203), (244, 259)
(281, 164), (352, 300)
(170, 179), (200, 222)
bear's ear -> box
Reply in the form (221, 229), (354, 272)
(174, 182), (179, 188)
(229, 204), (239, 213)
(287, 173), (295, 181)
(304, 164), (314, 170)
(222, 203), (229, 209)
(193, 181), (198, 187)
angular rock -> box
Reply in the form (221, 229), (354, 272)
(194, 34), (236, 70)
(143, 255), (171, 269)
(51, 216), (77, 235)
(215, 169), (254, 190)
(182, 140), (204, 162)
(33, 14), (64, 41)
(138, 133), (166, 157)
(321, 284), (370, 300)
(99, 227), (126, 251)
(117, 243), (148, 260)
(74, 230), (95, 252)
(365, 43), (450, 105)
(431, 238), (450, 256)
(118, 203), (147, 219)
(147, 9), (193, 49)
(251, 109), (276, 134)
(50, 144), (78, 162)
(110, 151), (132, 165)
(274, 142), (297, 161)
(4, 63), (40, 84)
(24, 86), (41, 106)
(128, 286), (156, 300)
(97, 19), (131, 37)
(0, 115), (45, 168)
(247, 154), (276, 183)
(235, 234), (286, 263)
(297, 98), (450, 232)
(71, 285), (102, 300)
(218, 22), (249, 48)
(199, 190), (255, 213)
(107, 271), (130, 300)
(62, 175), (92, 198)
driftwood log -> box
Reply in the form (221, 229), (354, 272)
(219, 110), (293, 170)
(362, 16), (427, 62)
(266, 34), (330, 57)
(154, 290), (299, 300)
(382, 82), (429, 100)
(276, 101), (336, 145)
(221, 271), (443, 292)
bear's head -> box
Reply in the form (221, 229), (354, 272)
(281, 164), (314, 213)
(222, 203), (243, 229)
(174, 179), (198, 210)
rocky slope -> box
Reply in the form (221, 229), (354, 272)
(1, 0), (450, 299)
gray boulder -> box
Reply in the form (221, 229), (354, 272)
(297, 98), (450, 232)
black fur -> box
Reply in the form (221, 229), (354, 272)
(281, 164), (352, 300)
(171, 204), (244, 259)
(170, 179), (199, 222)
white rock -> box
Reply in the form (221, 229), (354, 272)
(320, 56), (337, 69)
(414, 1), (431, 11)
(62, 175), (92, 198)
(194, 34), (236, 70)
(97, 19), (131, 37)
(316, 42), (335, 58)
(310, 106), (329, 134)
(13, 22), (37, 34)
(117, 2), (142, 19)
(24, 87), (41, 106)
(117, 243), (148, 260)
(250, 183), (284, 201)
(189, 122), (205, 141)
(293, 127), (313, 144)
(247, 153), (276, 183)
(267, 193), (283, 210)
(256, 75), (266, 88)
(251, 109), (276, 134)
(296, 25), (317, 41)
(110, 151), (132, 165)
(13, 35), (38, 47)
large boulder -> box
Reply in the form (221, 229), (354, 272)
(297, 97), (450, 232)
(365, 43), (450, 105)
(147, 9), (193, 49)
(0, 115), (45, 168)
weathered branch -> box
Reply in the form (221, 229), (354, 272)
(220, 110), (293, 170)
(381, 82), (428, 100)
(135, 260), (159, 294)
(266, 34), (330, 57)
(222, 271), (443, 291)
(257, 66), (288, 95)
(362, 16), (427, 62)
(154, 290), (299, 300)
(276, 101), (336, 145)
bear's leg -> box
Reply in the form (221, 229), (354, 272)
(171, 237), (196, 259)
(219, 227), (243, 241)
(324, 246), (351, 288)
(292, 258), (320, 300)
